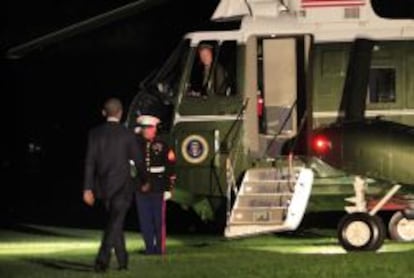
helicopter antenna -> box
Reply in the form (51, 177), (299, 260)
(6, 0), (168, 59)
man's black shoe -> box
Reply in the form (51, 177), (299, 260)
(94, 262), (108, 273)
(118, 266), (128, 271)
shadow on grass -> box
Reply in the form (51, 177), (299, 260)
(24, 258), (94, 272)
(132, 241), (216, 256)
(275, 229), (333, 239)
(5, 224), (84, 239)
(189, 242), (213, 248)
(175, 236), (231, 250)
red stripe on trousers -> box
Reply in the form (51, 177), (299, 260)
(161, 199), (166, 255)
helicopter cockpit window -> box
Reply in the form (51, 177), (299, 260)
(150, 39), (190, 99)
(129, 40), (190, 132)
(368, 67), (396, 103)
(187, 41), (236, 98)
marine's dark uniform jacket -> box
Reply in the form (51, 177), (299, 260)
(136, 136), (175, 193)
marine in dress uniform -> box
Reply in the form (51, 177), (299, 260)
(134, 115), (175, 255)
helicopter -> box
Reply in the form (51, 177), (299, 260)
(125, 0), (414, 251)
(6, 0), (414, 251)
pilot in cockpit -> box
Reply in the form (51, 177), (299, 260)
(188, 43), (231, 98)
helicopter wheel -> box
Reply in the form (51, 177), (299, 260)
(389, 211), (414, 242)
(338, 213), (386, 252)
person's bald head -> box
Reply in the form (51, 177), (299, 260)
(102, 98), (123, 119)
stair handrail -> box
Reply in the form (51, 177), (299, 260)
(262, 99), (297, 158)
(286, 107), (309, 188)
(223, 98), (251, 226)
(226, 154), (242, 227)
(209, 99), (248, 198)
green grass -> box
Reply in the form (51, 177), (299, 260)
(1, 225), (414, 277)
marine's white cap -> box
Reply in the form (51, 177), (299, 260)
(136, 115), (160, 127)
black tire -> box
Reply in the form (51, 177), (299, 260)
(389, 211), (414, 242)
(338, 213), (386, 252)
(369, 215), (387, 251)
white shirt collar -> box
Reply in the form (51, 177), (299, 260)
(107, 117), (120, 123)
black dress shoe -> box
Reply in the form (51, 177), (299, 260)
(94, 262), (108, 273)
(117, 266), (128, 271)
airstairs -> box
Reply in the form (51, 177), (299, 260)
(225, 162), (314, 238)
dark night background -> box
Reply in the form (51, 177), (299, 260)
(1, 1), (414, 231)
(2, 0), (225, 231)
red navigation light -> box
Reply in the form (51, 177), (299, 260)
(312, 135), (331, 154)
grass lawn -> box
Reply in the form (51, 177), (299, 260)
(1, 224), (414, 278)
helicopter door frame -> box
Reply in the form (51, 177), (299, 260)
(243, 34), (314, 158)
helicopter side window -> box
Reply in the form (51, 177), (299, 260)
(368, 67), (396, 103)
(187, 41), (236, 98)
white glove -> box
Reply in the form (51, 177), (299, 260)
(164, 191), (172, 201)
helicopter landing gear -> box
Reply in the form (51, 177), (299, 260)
(338, 177), (402, 251)
(338, 212), (386, 251)
(389, 211), (414, 242)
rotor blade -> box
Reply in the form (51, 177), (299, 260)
(6, 0), (168, 59)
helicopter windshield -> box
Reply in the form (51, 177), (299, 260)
(127, 39), (190, 132)
(180, 40), (242, 115)
(143, 39), (190, 98)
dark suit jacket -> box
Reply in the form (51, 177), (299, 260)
(84, 121), (145, 200)
(191, 63), (230, 96)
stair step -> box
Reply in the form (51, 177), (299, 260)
(236, 206), (288, 209)
(237, 195), (292, 208)
(244, 180), (295, 183)
(243, 182), (294, 194)
(230, 208), (286, 224)
(245, 168), (301, 181)
(229, 221), (284, 226)
(241, 193), (293, 197)
(225, 224), (288, 238)
(225, 167), (314, 238)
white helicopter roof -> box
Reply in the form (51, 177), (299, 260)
(185, 0), (414, 44)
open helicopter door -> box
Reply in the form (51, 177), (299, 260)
(226, 35), (314, 238)
(245, 35), (313, 158)
(244, 34), (313, 158)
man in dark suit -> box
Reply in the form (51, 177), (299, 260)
(83, 98), (146, 272)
